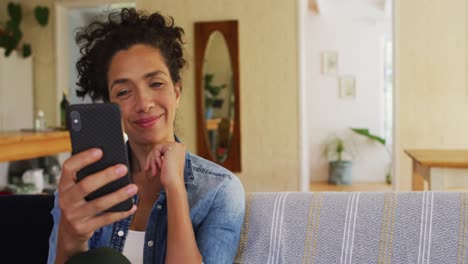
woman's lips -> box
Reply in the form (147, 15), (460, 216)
(134, 115), (162, 128)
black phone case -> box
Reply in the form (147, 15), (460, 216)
(67, 103), (133, 212)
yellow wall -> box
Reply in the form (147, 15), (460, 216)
(394, 0), (468, 190)
(137, 0), (300, 192)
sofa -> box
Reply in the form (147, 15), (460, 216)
(1, 192), (467, 263)
(235, 192), (468, 263)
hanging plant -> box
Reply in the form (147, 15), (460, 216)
(0, 2), (49, 57)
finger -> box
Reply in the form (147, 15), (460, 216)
(151, 147), (162, 176)
(155, 146), (163, 168)
(146, 150), (153, 175)
(78, 184), (138, 219)
(86, 205), (137, 233)
(158, 156), (164, 169)
(59, 148), (103, 191)
(151, 157), (157, 176)
(155, 143), (169, 155)
(60, 164), (128, 206)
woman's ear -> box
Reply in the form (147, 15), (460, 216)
(175, 82), (181, 108)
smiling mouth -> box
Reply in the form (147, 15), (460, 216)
(134, 114), (163, 128)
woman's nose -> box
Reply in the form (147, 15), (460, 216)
(135, 89), (154, 112)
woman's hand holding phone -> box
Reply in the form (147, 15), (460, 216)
(55, 148), (138, 261)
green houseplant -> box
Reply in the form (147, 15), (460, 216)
(322, 134), (356, 185)
(0, 2), (49, 57)
(323, 128), (391, 185)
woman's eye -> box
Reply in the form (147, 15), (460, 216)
(150, 82), (163, 88)
(116, 90), (130, 97)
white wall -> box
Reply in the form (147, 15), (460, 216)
(0, 52), (34, 188)
(306, 6), (391, 183)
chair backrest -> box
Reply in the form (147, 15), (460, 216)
(235, 192), (468, 264)
(0, 194), (54, 263)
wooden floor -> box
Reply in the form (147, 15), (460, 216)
(310, 182), (393, 192)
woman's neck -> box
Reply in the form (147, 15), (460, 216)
(128, 141), (155, 174)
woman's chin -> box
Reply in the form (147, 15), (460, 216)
(127, 126), (173, 144)
(130, 133), (168, 145)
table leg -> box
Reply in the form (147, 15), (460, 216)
(412, 161), (430, 191)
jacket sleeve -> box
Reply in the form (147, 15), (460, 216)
(196, 176), (246, 264)
(47, 192), (60, 264)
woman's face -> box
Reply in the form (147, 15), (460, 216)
(107, 44), (180, 145)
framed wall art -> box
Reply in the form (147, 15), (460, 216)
(339, 75), (356, 99)
(321, 51), (338, 75)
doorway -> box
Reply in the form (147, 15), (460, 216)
(298, 0), (395, 191)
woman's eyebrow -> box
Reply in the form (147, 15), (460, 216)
(110, 78), (129, 90)
(110, 70), (169, 90)
(143, 70), (168, 79)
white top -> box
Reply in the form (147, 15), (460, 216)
(122, 230), (146, 263)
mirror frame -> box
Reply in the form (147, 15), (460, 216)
(194, 20), (241, 172)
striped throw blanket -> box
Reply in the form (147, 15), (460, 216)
(235, 192), (468, 264)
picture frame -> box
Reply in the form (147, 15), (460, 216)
(321, 51), (338, 75)
(339, 75), (356, 99)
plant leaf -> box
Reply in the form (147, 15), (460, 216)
(34, 6), (50, 27)
(351, 127), (386, 145)
(22, 43), (31, 58)
(7, 3), (22, 24)
(1, 22), (22, 57)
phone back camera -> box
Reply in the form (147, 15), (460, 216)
(70, 111), (82, 132)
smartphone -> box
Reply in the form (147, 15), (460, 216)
(67, 103), (133, 212)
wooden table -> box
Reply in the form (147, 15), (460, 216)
(404, 149), (468, 191)
(0, 130), (71, 162)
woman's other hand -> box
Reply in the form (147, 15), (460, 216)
(56, 148), (137, 261)
(144, 142), (186, 190)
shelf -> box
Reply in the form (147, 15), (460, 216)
(0, 130), (71, 162)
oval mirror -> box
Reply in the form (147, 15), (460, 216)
(195, 20), (241, 172)
(202, 31), (234, 163)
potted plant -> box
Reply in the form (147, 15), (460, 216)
(322, 134), (356, 185)
(0, 2), (49, 57)
(204, 73), (227, 119)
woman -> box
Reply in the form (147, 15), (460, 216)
(47, 8), (245, 264)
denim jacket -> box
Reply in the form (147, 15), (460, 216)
(47, 143), (245, 264)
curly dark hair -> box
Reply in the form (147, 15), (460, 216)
(75, 8), (186, 102)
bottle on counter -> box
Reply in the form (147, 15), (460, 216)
(34, 109), (47, 131)
(60, 91), (70, 129)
